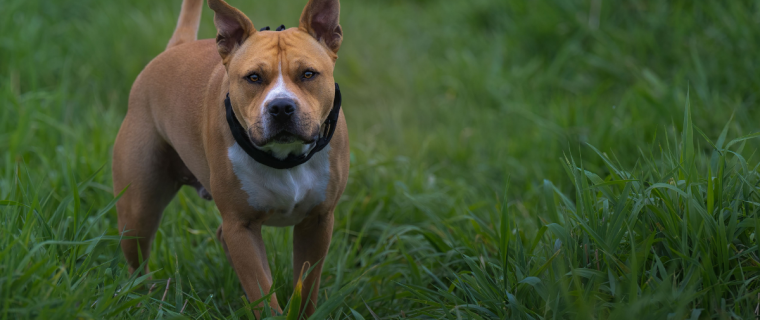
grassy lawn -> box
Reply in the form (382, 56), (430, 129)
(2, 0), (760, 318)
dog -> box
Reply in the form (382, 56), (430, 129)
(112, 0), (348, 316)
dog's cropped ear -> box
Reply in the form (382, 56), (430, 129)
(299, 0), (342, 54)
(208, 0), (255, 63)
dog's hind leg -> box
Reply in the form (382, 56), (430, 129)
(113, 113), (181, 276)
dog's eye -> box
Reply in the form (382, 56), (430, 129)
(247, 74), (261, 83)
(302, 71), (316, 80)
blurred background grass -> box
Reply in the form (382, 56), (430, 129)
(2, 0), (760, 318)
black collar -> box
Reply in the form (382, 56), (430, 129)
(225, 83), (342, 170)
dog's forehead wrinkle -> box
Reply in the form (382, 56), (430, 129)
(241, 63), (268, 78)
(232, 40), (278, 79)
(279, 31), (325, 56)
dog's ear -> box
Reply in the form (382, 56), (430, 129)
(208, 0), (255, 63)
(299, 0), (342, 54)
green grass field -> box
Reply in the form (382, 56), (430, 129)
(2, 0), (760, 318)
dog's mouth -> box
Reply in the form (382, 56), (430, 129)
(249, 129), (317, 160)
(270, 131), (302, 144)
(251, 129), (316, 146)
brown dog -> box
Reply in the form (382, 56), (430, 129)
(112, 0), (348, 316)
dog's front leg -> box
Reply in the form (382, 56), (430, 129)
(221, 218), (282, 315)
(293, 209), (334, 316)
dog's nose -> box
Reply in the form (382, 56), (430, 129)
(267, 98), (296, 122)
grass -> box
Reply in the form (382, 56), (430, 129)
(2, 0), (760, 318)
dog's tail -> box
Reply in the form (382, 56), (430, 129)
(166, 0), (204, 49)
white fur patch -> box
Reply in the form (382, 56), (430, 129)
(227, 142), (330, 226)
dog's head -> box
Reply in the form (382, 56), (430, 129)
(209, 0), (342, 159)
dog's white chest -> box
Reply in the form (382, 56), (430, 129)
(227, 143), (330, 226)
